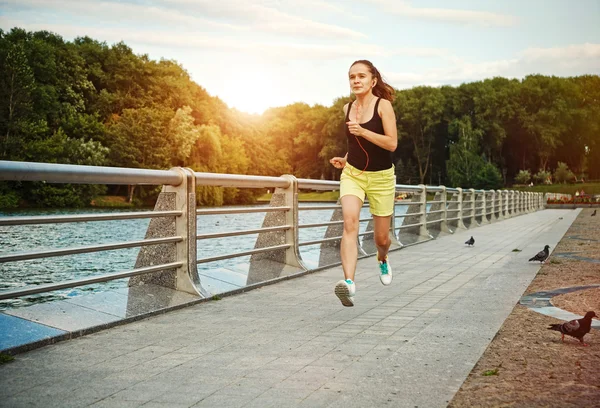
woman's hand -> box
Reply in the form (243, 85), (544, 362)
(329, 156), (347, 169)
(346, 121), (365, 137)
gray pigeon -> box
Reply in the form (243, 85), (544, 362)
(465, 236), (474, 246)
(529, 245), (550, 263)
(548, 311), (597, 346)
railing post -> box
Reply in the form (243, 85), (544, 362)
(540, 193), (544, 209)
(418, 184), (433, 239)
(456, 187), (468, 229)
(283, 175), (304, 268)
(439, 186), (453, 234)
(130, 167), (202, 297)
(248, 175), (306, 285)
(496, 190), (504, 219)
(469, 188), (477, 226)
(479, 190), (489, 224)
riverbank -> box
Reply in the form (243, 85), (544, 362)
(448, 208), (600, 407)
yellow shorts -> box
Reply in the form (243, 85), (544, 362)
(340, 163), (396, 217)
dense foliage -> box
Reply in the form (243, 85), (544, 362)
(1, 28), (599, 207)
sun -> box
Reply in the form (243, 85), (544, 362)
(219, 63), (285, 114)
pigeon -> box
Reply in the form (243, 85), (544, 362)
(592, 210), (597, 216)
(465, 236), (475, 246)
(529, 245), (550, 263)
(547, 311), (597, 346)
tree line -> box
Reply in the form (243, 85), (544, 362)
(1, 27), (599, 208)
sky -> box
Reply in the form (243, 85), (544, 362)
(1, 0), (599, 114)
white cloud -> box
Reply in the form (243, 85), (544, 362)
(0, 17), (447, 61)
(1, 0), (241, 31)
(142, 0), (367, 39)
(364, 0), (519, 27)
(387, 43), (600, 89)
(521, 43), (600, 61)
(2, 0), (365, 39)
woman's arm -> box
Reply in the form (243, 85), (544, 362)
(330, 105), (349, 168)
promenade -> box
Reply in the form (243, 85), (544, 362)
(0, 209), (579, 408)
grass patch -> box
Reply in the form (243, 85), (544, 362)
(0, 353), (14, 364)
(507, 182), (600, 196)
(482, 368), (500, 376)
(550, 259), (561, 264)
(211, 295), (222, 301)
(512, 249), (522, 252)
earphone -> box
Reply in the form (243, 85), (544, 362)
(347, 82), (376, 177)
(348, 99), (370, 177)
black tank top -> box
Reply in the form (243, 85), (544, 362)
(345, 98), (393, 171)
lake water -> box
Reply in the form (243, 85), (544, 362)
(0, 204), (416, 310)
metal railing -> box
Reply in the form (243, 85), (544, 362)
(0, 160), (546, 304)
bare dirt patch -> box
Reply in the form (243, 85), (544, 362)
(449, 209), (600, 408)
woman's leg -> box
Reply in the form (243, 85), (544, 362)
(340, 195), (363, 282)
(372, 214), (392, 261)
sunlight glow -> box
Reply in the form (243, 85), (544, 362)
(218, 62), (287, 114)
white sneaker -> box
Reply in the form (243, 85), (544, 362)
(378, 256), (392, 285)
(335, 279), (355, 307)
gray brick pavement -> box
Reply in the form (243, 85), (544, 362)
(0, 209), (579, 407)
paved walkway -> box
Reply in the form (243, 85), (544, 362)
(0, 209), (579, 408)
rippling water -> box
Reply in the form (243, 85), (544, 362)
(1, 204), (408, 310)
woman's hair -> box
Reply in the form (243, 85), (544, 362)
(350, 59), (395, 101)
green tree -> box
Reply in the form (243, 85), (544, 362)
(0, 38), (36, 157)
(167, 106), (200, 165)
(395, 86), (445, 184)
(533, 169), (551, 185)
(475, 162), (503, 190)
(446, 117), (484, 188)
(514, 170), (531, 185)
(554, 162), (575, 184)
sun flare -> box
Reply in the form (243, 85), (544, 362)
(219, 63), (285, 114)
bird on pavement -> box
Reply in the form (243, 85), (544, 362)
(592, 210), (597, 216)
(529, 245), (550, 263)
(547, 311), (597, 346)
(465, 236), (475, 246)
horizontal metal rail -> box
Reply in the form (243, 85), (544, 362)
(426, 219), (444, 224)
(197, 225), (291, 240)
(299, 220), (343, 229)
(196, 244), (291, 264)
(0, 237), (183, 263)
(0, 161), (183, 185)
(299, 236), (342, 246)
(395, 184), (424, 192)
(395, 212), (424, 218)
(297, 179), (340, 191)
(195, 172), (290, 189)
(0, 211), (182, 226)
(427, 209), (445, 215)
(394, 201), (422, 206)
(427, 200), (444, 205)
(396, 223), (422, 229)
(446, 216), (461, 221)
(298, 205), (341, 211)
(197, 206), (289, 215)
(0, 262), (183, 301)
